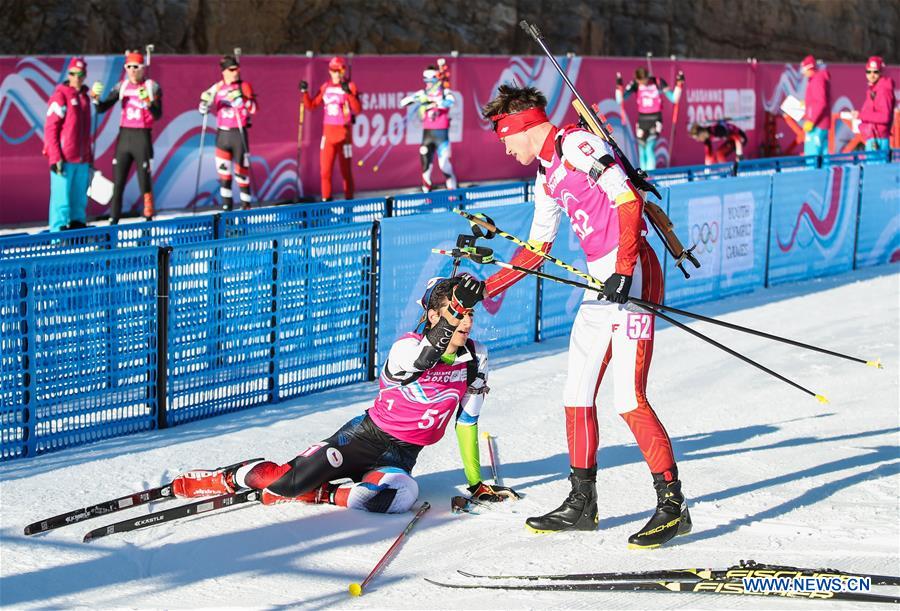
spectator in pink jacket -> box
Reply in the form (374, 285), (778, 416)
(43, 57), (94, 231)
(800, 55), (831, 157)
(854, 56), (895, 151)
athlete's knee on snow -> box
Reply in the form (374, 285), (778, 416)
(345, 467), (418, 513)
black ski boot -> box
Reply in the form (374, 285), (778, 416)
(525, 468), (598, 533)
(627, 469), (692, 549)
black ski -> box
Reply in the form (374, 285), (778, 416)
(425, 577), (900, 604)
(458, 560), (900, 587)
(25, 485), (174, 535)
(83, 489), (261, 542)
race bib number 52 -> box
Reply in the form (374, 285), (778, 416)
(626, 313), (653, 340)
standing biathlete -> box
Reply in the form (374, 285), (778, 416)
(198, 55), (257, 210)
(301, 56), (361, 201)
(401, 64), (458, 192)
(92, 50), (162, 223)
(171, 275), (519, 512)
(481, 85), (690, 548)
(615, 68), (683, 171)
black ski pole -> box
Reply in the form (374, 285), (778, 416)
(456, 208), (881, 368)
(433, 248), (830, 403)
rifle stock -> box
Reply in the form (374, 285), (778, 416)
(520, 19), (700, 278)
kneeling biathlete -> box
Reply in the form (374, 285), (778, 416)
(172, 275), (519, 513)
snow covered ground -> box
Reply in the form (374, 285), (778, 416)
(1, 265), (898, 610)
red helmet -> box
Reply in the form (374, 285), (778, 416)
(328, 56), (346, 72)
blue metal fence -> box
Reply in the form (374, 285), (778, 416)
(165, 224), (374, 427)
(2, 156), (897, 460)
(0, 216), (216, 260)
(0, 248), (161, 459)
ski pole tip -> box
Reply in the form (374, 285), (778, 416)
(348, 582), (363, 597)
(481, 431), (490, 439)
(866, 359), (883, 369)
(815, 394), (829, 405)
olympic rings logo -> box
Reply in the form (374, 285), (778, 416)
(691, 221), (719, 253)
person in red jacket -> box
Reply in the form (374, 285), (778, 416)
(43, 57), (94, 231)
(300, 56), (361, 201)
(800, 55), (831, 156)
(854, 56), (895, 151)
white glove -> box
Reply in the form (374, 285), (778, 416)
(198, 101), (209, 115)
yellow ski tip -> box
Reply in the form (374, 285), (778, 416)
(815, 394), (830, 404)
(866, 359), (883, 369)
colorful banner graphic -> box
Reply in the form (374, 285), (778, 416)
(2, 54), (896, 225)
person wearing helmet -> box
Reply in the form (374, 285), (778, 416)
(400, 61), (458, 192)
(300, 56), (362, 201)
(169, 275), (519, 513)
(91, 50), (162, 223)
(853, 57), (895, 151)
(197, 55), (258, 210)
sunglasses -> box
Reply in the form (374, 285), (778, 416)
(125, 64), (141, 70)
(226, 66), (240, 72)
(866, 70), (880, 74)
(68, 71), (85, 77)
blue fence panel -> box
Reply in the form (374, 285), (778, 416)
(651, 163), (735, 187)
(767, 166), (858, 285)
(166, 225), (372, 426)
(218, 198), (385, 238)
(665, 176), (772, 307)
(112, 216), (216, 248)
(275, 225), (373, 399)
(736, 155), (817, 176)
(822, 150), (890, 167)
(0, 248), (159, 460)
(0, 226), (115, 259)
(377, 205), (536, 367)
(462, 182), (528, 210)
(855, 163), (900, 268)
(390, 188), (465, 217)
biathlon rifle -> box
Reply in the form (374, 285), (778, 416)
(519, 21), (700, 278)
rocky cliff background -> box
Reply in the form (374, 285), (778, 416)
(1, 0), (896, 64)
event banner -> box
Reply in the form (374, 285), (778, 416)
(855, 163), (900, 268)
(664, 174), (772, 306)
(1, 54), (893, 224)
(767, 166), (858, 285)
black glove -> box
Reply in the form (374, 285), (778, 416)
(467, 481), (521, 502)
(341, 81), (351, 93)
(450, 274), (485, 314)
(50, 161), (63, 175)
(615, 72), (623, 87)
(601, 273), (631, 304)
(299, 80), (308, 93)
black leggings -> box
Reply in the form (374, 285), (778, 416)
(110, 127), (153, 222)
(268, 414), (422, 497)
